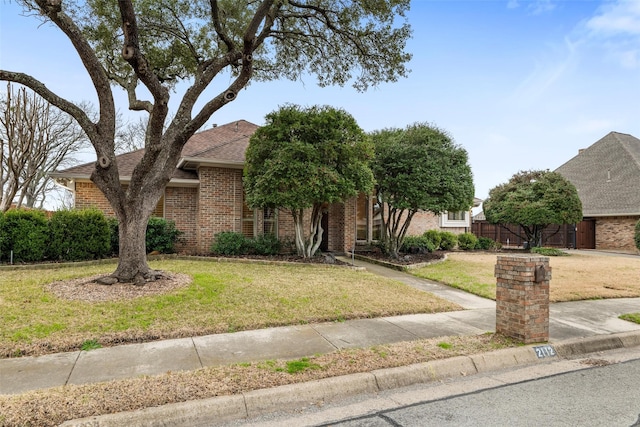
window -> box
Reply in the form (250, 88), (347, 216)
(447, 211), (466, 221)
(441, 210), (470, 228)
(152, 192), (165, 218)
(356, 193), (382, 242)
(241, 201), (254, 237)
(263, 207), (277, 235)
(356, 193), (368, 241)
(372, 199), (382, 240)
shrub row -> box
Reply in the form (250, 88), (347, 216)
(0, 209), (181, 263)
(401, 230), (500, 253)
(635, 219), (640, 251)
(108, 217), (182, 256)
(211, 232), (282, 256)
(530, 247), (569, 256)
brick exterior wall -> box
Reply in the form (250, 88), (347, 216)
(74, 181), (115, 215)
(196, 167), (244, 254)
(329, 198), (356, 253)
(495, 255), (551, 344)
(274, 209), (296, 244)
(595, 216), (640, 253)
(165, 186), (197, 252)
(74, 177), (472, 256)
(406, 211), (440, 236)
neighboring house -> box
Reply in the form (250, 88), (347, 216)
(51, 120), (479, 255)
(555, 131), (640, 253)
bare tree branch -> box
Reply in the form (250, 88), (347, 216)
(0, 83), (88, 211)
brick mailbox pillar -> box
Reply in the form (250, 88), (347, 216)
(495, 255), (551, 344)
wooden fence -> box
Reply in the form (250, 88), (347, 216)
(471, 221), (577, 248)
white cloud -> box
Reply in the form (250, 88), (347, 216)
(509, 37), (580, 106)
(580, 0), (640, 69)
(506, 0), (557, 15)
(507, 0), (520, 10)
(617, 48), (640, 68)
(528, 0), (557, 15)
(586, 0), (640, 36)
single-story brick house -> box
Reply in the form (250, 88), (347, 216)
(555, 131), (640, 253)
(51, 120), (479, 255)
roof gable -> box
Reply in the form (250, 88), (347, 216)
(52, 120), (258, 182)
(555, 132), (640, 216)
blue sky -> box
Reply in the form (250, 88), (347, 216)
(1, 0), (639, 203)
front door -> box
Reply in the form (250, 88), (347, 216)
(576, 219), (596, 249)
(320, 211), (329, 252)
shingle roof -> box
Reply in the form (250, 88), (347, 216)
(52, 120), (258, 182)
(555, 131), (640, 216)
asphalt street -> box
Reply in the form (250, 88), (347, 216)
(332, 358), (640, 427)
(225, 347), (640, 427)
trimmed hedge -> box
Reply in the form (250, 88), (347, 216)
(48, 209), (111, 261)
(439, 231), (458, 250)
(146, 217), (182, 254)
(422, 229), (442, 250)
(107, 217), (182, 255)
(531, 246), (569, 257)
(211, 232), (283, 256)
(635, 219), (640, 251)
(211, 232), (252, 255)
(457, 232), (478, 251)
(0, 209), (184, 263)
(401, 235), (436, 254)
(475, 236), (501, 250)
(0, 209), (49, 262)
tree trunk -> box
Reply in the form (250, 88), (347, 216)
(380, 204), (415, 259)
(91, 155), (170, 285)
(522, 224), (547, 248)
(113, 209), (152, 285)
(291, 205), (324, 258)
(292, 208), (306, 257)
(306, 204), (324, 258)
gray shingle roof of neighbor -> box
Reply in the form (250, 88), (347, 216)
(555, 131), (640, 216)
(52, 120), (259, 183)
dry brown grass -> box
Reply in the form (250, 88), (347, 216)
(0, 333), (515, 427)
(413, 252), (640, 302)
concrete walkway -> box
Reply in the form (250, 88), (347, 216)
(2, 256), (639, 398)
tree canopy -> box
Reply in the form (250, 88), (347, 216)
(371, 123), (475, 258)
(483, 170), (583, 247)
(0, 0), (411, 282)
(244, 104), (374, 257)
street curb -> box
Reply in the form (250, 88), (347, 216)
(60, 330), (640, 427)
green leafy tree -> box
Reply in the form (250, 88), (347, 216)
(244, 105), (374, 258)
(371, 123), (474, 258)
(1, 0), (411, 283)
(483, 170), (583, 248)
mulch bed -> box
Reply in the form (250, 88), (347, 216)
(352, 250), (446, 265)
(215, 251), (446, 267)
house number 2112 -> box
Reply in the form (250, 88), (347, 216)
(533, 345), (557, 359)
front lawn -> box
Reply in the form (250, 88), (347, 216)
(0, 259), (460, 358)
(412, 252), (640, 302)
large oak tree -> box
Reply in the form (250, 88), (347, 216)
(0, 0), (411, 283)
